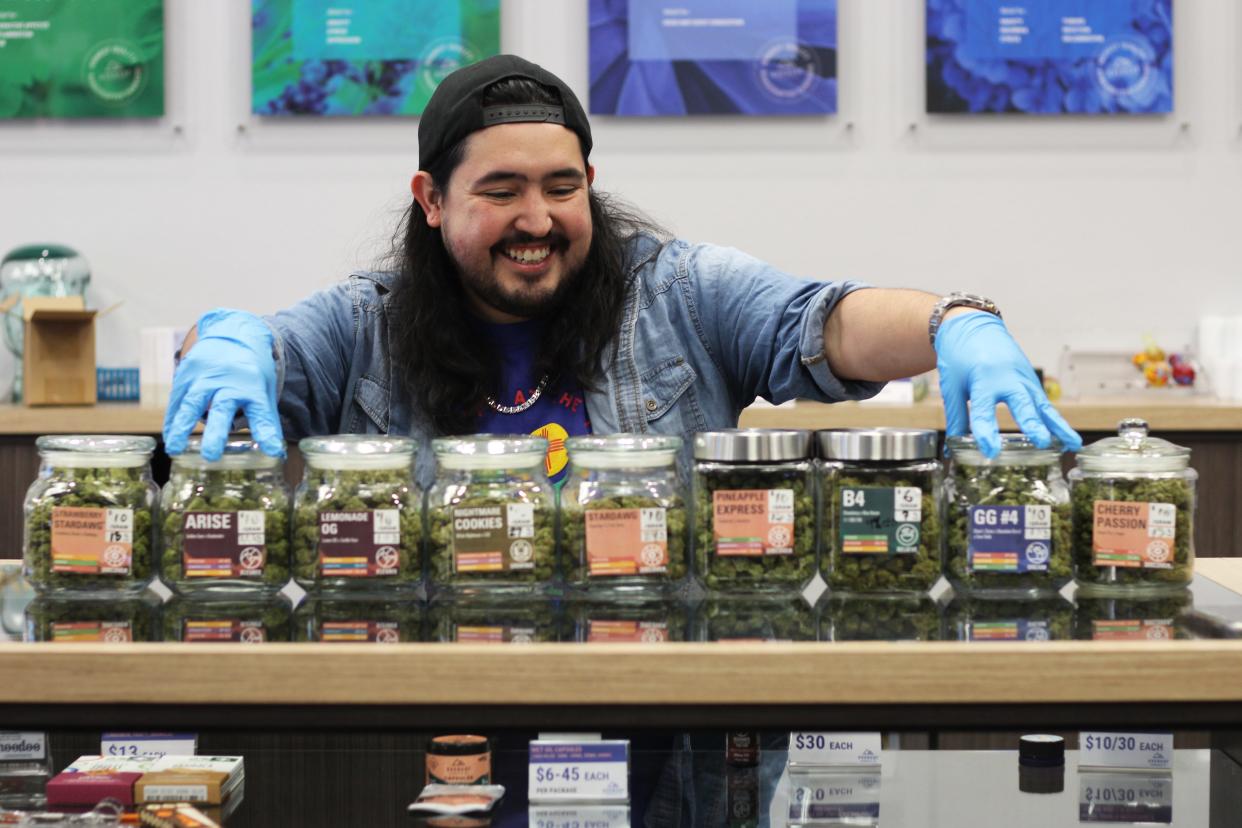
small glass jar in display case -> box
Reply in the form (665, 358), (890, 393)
(23, 435), (158, 596)
(427, 435), (556, 597)
(818, 428), (942, 596)
(562, 435), (687, 598)
(160, 436), (290, 598)
(1069, 419), (1195, 593)
(694, 429), (816, 596)
(293, 435), (421, 595)
(944, 435), (1072, 596)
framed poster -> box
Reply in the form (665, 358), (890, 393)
(589, 0), (838, 116)
(927, 0), (1173, 114)
(0, 0), (164, 119)
(252, 0), (499, 116)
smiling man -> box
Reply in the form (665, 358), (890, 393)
(164, 55), (1080, 484)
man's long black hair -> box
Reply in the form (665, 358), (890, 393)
(385, 77), (665, 435)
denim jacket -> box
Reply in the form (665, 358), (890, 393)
(266, 233), (882, 487)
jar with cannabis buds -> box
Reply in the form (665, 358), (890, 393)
(23, 435), (158, 595)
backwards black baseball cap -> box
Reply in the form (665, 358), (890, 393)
(417, 54), (593, 172)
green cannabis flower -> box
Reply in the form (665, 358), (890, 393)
(1071, 475), (1193, 587)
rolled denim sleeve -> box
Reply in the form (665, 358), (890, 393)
(264, 282), (355, 440)
(686, 243), (885, 405)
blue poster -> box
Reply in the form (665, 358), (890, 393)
(926, 0), (1173, 114)
(589, 0), (837, 116)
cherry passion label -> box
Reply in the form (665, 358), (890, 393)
(584, 508), (668, 576)
(839, 486), (922, 556)
(713, 489), (794, 556)
(452, 503), (535, 573)
(1092, 501), (1176, 569)
(51, 506), (133, 575)
(967, 505), (1051, 573)
(183, 511), (266, 578)
(318, 509), (401, 577)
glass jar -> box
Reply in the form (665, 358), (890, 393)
(23, 435), (158, 595)
(944, 435), (1072, 596)
(162, 595), (294, 643)
(23, 594), (162, 642)
(693, 429), (816, 595)
(293, 435), (421, 595)
(820, 595), (946, 642)
(294, 597), (422, 643)
(1073, 587), (1194, 641)
(946, 593), (1075, 642)
(1069, 419), (1196, 593)
(426, 436), (555, 597)
(817, 428), (943, 595)
(562, 435), (687, 597)
(159, 436), (290, 597)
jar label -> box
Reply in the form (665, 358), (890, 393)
(587, 619), (669, 643)
(584, 508), (669, 576)
(967, 619), (1050, 642)
(320, 621), (401, 643)
(712, 489), (795, 556)
(182, 619), (267, 643)
(839, 486), (922, 555)
(966, 505), (1051, 573)
(426, 751), (491, 785)
(1092, 619), (1174, 641)
(50, 506), (133, 576)
(317, 509), (402, 577)
(455, 626), (537, 644)
(182, 511), (266, 578)
(1091, 501), (1176, 569)
(451, 503), (536, 573)
(50, 621), (133, 643)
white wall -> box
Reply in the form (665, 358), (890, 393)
(1, 0), (1240, 388)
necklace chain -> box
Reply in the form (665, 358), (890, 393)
(485, 374), (551, 415)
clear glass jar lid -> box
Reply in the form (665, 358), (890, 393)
(299, 435), (416, 471)
(946, 434), (1061, 467)
(566, 434), (681, 469)
(36, 434), (155, 468)
(172, 436), (282, 471)
(433, 435), (547, 471)
(1076, 418), (1190, 473)
(693, 429), (812, 462)
(817, 428), (938, 461)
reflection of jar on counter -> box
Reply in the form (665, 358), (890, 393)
(569, 599), (693, 643)
(294, 597), (422, 643)
(1073, 588), (1194, 641)
(162, 596), (294, 643)
(698, 597), (818, 642)
(427, 597), (567, 644)
(820, 596), (945, 642)
(24, 594), (162, 643)
(946, 594), (1075, 642)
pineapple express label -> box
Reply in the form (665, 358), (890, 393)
(321, 621), (400, 644)
(1092, 619), (1174, 641)
(587, 620), (670, 643)
(712, 489), (794, 556)
(455, 625), (537, 644)
(50, 506), (133, 575)
(182, 511), (266, 578)
(1092, 501), (1176, 569)
(318, 509), (401, 577)
(50, 621), (133, 643)
(967, 505), (1051, 573)
(451, 503), (535, 573)
(182, 620), (266, 643)
(584, 508), (668, 576)
(839, 486), (922, 556)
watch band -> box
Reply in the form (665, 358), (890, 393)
(928, 292), (1002, 347)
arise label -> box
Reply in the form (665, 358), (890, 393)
(183, 510), (266, 577)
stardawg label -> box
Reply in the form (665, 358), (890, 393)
(1092, 500), (1176, 569)
(50, 506), (133, 575)
(584, 508), (668, 576)
(451, 503), (536, 573)
(712, 489), (794, 556)
(183, 510), (266, 578)
(839, 486), (922, 556)
(967, 505), (1051, 573)
(317, 509), (401, 577)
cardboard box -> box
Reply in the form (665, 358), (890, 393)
(46, 769), (142, 807)
(0, 294), (118, 406)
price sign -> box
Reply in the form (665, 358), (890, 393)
(528, 740), (629, 803)
(788, 732), (881, 768)
(1078, 772), (1173, 823)
(529, 804), (630, 828)
(100, 732), (197, 759)
(0, 732), (46, 762)
(1079, 732), (1172, 771)
(788, 771), (882, 823)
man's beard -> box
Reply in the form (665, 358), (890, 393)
(454, 236), (585, 319)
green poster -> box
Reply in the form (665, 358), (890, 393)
(0, 0), (164, 119)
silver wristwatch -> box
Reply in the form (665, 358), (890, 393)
(928, 292), (1002, 346)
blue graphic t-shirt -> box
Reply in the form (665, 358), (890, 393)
(473, 317), (591, 485)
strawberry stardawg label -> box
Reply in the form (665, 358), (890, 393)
(318, 509), (401, 577)
(183, 511), (266, 578)
(183, 620), (266, 644)
(452, 503), (536, 573)
(51, 506), (133, 575)
(51, 621), (133, 643)
(584, 508), (668, 576)
(712, 489), (794, 556)
(1092, 500), (1176, 569)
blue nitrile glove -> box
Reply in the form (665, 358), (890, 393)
(162, 308), (285, 461)
(935, 312), (1081, 459)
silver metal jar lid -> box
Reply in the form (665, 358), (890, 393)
(693, 429), (813, 462)
(816, 428), (938, 461)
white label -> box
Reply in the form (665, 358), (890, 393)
(528, 740), (629, 803)
(141, 784), (209, 802)
(1079, 772), (1173, 823)
(236, 510), (265, 545)
(639, 508), (667, 543)
(1079, 732), (1173, 771)
(102, 732), (197, 759)
(373, 509), (400, 544)
(529, 805), (631, 828)
(506, 503), (535, 538)
(788, 732), (882, 768)
(1148, 503), (1176, 539)
(0, 732), (46, 761)
(769, 489), (794, 524)
(894, 487), (921, 523)
(1024, 505), (1052, 540)
(105, 508), (133, 544)
(788, 771), (882, 823)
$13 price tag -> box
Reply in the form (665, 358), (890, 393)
(100, 732), (197, 759)
(788, 732), (881, 768)
(1079, 732), (1172, 771)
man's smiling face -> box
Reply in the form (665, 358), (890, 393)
(414, 122), (594, 323)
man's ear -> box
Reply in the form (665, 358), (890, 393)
(587, 164), (595, 186)
(411, 171), (443, 227)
